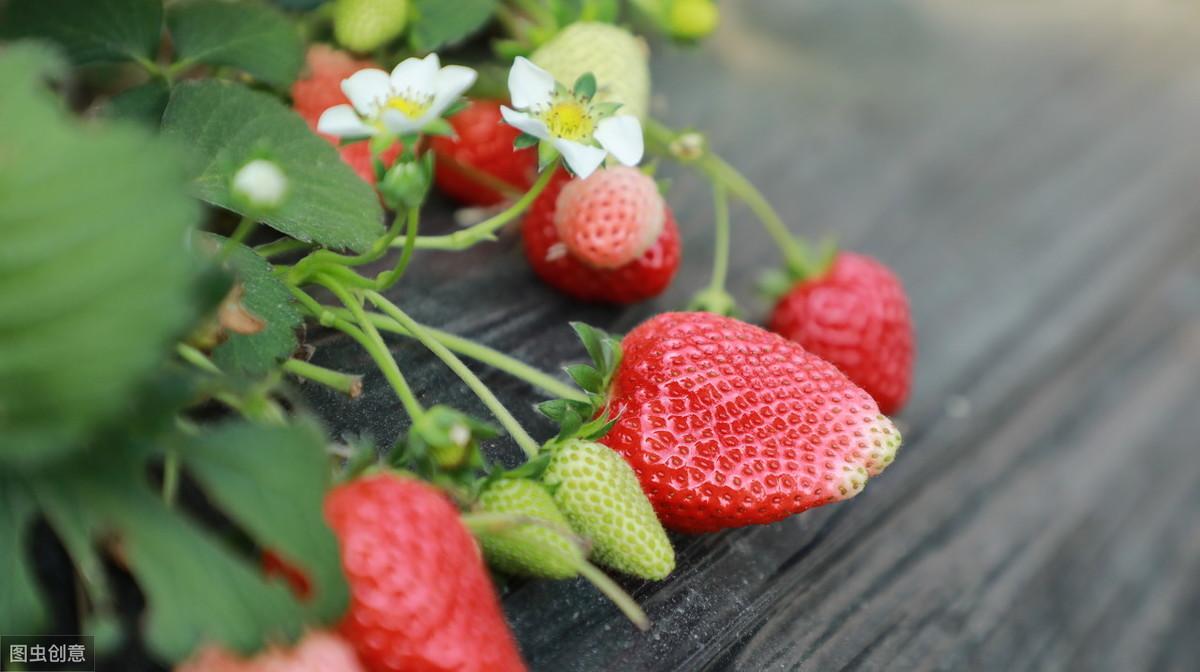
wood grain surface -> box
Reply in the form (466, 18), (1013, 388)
(302, 2), (1200, 669)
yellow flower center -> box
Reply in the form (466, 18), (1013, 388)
(542, 101), (594, 141)
(386, 94), (431, 119)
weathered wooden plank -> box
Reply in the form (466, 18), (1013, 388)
(301, 2), (1200, 670)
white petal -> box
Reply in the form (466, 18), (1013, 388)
(508, 56), (555, 109)
(381, 109), (423, 136)
(340, 69), (391, 116)
(554, 139), (608, 179)
(594, 115), (644, 166)
(427, 65), (478, 118)
(317, 104), (375, 138)
(500, 106), (551, 140)
(391, 53), (439, 97)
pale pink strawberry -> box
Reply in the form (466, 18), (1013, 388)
(175, 631), (365, 672)
(553, 166), (665, 269)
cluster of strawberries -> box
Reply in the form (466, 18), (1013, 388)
(189, 41), (916, 672)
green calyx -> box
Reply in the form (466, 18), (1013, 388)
(378, 153), (433, 212)
(758, 236), (841, 302)
(536, 322), (623, 445)
(475, 478), (584, 579)
(390, 405), (500, 494)
(687, 287), (738, 316)
(541, 439), (675, 580)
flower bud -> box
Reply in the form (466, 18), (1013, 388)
(231, 159), (288, 213)
(379, 158), (432, 211)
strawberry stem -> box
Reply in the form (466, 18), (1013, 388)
(643, 117), (823, 279)
(686, 183), (738, 315)
(575, 560), (651, 632)
(315, 275), (426, 421)
(400, 164), (557, 252)
(373, 206), (420, 290)
(220, 215), (257, 261)
(709, 183), (731, 293)
(324, 306), (587, 402)
(282, 358), (362, 398)
(255, 237), (312, 259)
(364, 291), (542, 460)
(461, 511), (650, 630)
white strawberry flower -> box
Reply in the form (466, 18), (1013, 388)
(317, 53), (476, 139)
(500, 57), (644, 179)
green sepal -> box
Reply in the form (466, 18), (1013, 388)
(422, 117), (456, 138)
(757, 267), (797, 302)
(813, 235), (840, 275)
(592, 101), (624, 116)
(573, 72), (597, 100)
(569, 322), (622, 386)
(565, 363), (604, 394)
(514, 132), (540, 149)
(442, 98), (469, 118)
(392, 405), (501, 500)
(502, 453), (553, 481)
(537, 140), (561, 172)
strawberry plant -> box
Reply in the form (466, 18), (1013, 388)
(0, 0), (914, 668)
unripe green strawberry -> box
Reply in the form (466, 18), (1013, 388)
(542, 439), (674, 580)
(668, 0), (719, 40)
(476, 478), (582, 579)
(333, 0), (409, 53)
(532, 22), (651, 119)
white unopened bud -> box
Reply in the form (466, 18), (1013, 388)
(232, 159), (288, 211)
(449, 424), (471, 448)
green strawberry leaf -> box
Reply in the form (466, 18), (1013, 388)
(102, 78), (172, 126)
(270, 0), (326, 9)
(0, 44), (204, 467)
(182, 421), (348, 623)
(24, 423), (344, 663)
(409, 0), (496, 52)
(0, 485), (46, 634)
(0, 0), (164, 66)
(167, 0), (304, 89)
(161, 80), (385, 252)
(203, 234), (302, 377)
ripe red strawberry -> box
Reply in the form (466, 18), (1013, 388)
(554, 166), (665, 269)
(325, 474), (526, 672)
(291, 45), (401, 184)
(429, 100), (537, 206)
(175, 630), (365, 672)
(768, 252), (914, 414)
(523, 169), (680, 304)
(598, 312), (902, 533)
